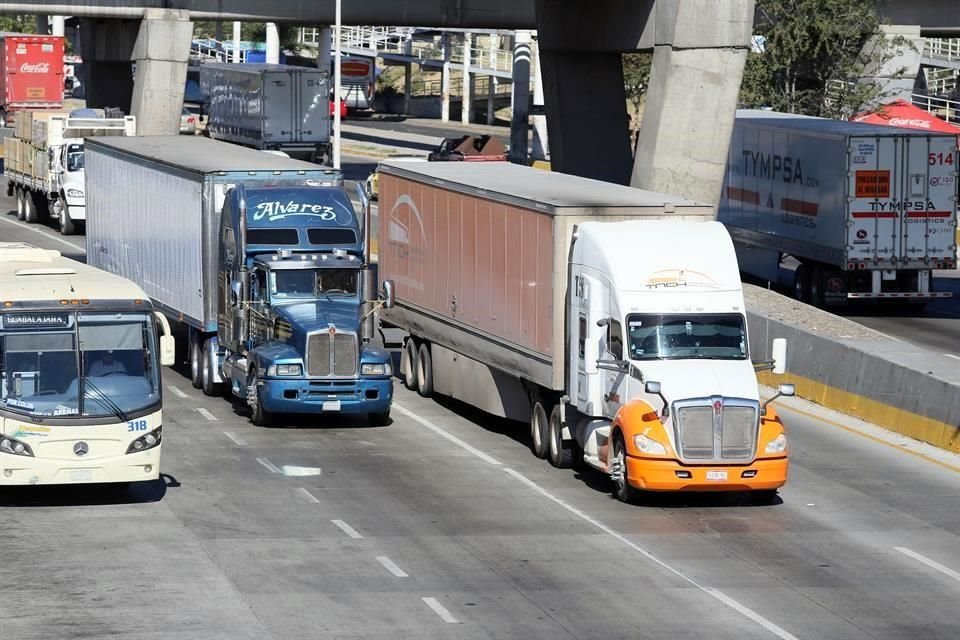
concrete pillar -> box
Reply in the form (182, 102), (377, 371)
(214, 21), (223, 42)
(461, 32), (473, 124)
(859, 25), (923, 102)
(232, 21), (241, 63)
(79, 17), (138, 111)
(404, 62), (413, 115)
(265, 23), (280, 64)
(35, 16), (48, 34)
(130, 9), (193, 135)
(441, 33), (451, 122)
(510, 30), (532, 165)
(531, 38), (549, 161)
(487, 76), (496, 125)
(51, 16), (65, 38)
(317, 26), (332, 73)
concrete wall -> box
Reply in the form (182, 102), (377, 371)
(746, 284), (960, 453)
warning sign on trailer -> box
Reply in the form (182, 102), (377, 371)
(855, 170), (891, 198)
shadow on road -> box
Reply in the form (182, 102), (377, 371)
(0, 473), (178, 507)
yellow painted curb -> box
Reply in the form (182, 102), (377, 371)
(758, 371), (960, 454)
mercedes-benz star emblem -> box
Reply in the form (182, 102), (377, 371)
(73, 441), (89, 457)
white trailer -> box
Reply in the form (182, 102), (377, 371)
(200, 63), (332, 162)
(3, 110), (135, 235)
(719, 110), (958, 306)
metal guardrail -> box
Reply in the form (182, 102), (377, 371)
(190, 38), (250, 63)
(923, 38), (960, 63)
(410, 76), (514, 98)
(911, 93), (960, 125)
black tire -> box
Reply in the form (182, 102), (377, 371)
(247, 369), (273, 427)
(189, 338), (203, 389)
(750, 489), (779, 506)
(24, 191), (38, 224)
(403, 338), (418, 391)
(529, 399), (549, 459)
(0, 110), (6, 128)
(416, 342), (433, 397)
(34, 194), (49, 224)
(201, 339), (221, 397)
(793, 264), (810, 303)
(547, 404), (575, 468)
(15, 188), (25, 221)
(369, 411), (391, 426)
(611, 433), (641, 504)
(809, 265), (824, 308)
(60, 200), (76, 235)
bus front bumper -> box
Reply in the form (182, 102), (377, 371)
(0, 448), (160, 485)
(625, 455), (788, 492)
(260, 378), (393, 415)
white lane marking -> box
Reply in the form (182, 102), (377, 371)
(945, 354), (960, 361)
(332, 519), (364, 539)
(503, 467), (801, 640)
(895, 547), (960, 583)
(281, 465), (322, 477)
(376, 555), (409, 578)
(196, 407), (218, 421)
(166, 385), (188, 399)
(223, 431), (247, 447)
(256, 457), (281, 474)
(394, 402), (501, 466)
(0, 214), (85, 252)
(296, 487), (320, 503)
(422, 597), (458, 624)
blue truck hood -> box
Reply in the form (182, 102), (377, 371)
(273, 298), (360, 334)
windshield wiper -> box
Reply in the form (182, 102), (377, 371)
(83, 378), (129, 422)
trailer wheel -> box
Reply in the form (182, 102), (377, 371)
(60, 200), (76, 236)
(189, 337), (203, 389)
(530, 399), (550, 459)
(610, 432), (641, 504)
(201, 339), (222, 397)
(416, 342), (433, 397)
(402, 338), (418, 391)
(548, 405), (575, 468)
(793, 264), (810, 303)
(809, 266), (824, 308)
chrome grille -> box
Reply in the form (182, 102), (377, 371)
(673, 399), (759, 462)
(333, 333), (358, 376)
(306, 331), (357, 377)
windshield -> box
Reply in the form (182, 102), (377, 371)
(627, 314), (747, 361)
(0, 312), (160, 419)
(66, 144), (84, 172)
(270, 268), (358, 300)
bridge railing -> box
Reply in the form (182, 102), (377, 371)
(190, 38), (250, 63)
(911, 93), (960, 125)
(410, 76), (515, 98)
(922, 38), (960, 63)
(924, 67), (958, 96)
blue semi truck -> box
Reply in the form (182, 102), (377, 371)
(84, 136), (394, 426)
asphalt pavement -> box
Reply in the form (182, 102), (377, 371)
(1, 184), (959, 640)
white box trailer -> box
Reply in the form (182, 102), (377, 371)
(200, 63), (331, 162)
(719, 110), (958, 305)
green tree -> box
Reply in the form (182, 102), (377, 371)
(622, 52), (652, 143)
(193, 21), (308, 55)
(0, 15), (36, 34)
(740, 0), (914, 118)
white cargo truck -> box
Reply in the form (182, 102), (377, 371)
(720, 110), (958, 306)
(3, 109), (135, 235)
(378, 162), (794, 503)
(200, 63), (331, 162)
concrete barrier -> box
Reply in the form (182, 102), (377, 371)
(745, 284), (960, 454)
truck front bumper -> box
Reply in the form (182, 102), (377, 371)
(260, 378), (393, 415)
(626, 455), (788, 492)
(63, 201), (86, 221)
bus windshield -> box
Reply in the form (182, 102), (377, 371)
(0, 311), (160, 419)
(626, 313), (747, 361)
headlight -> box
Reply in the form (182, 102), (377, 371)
(126, 426), (162, 454)
(633, 433), (667, 456)
(0, 435), (34, 457)
(765, 433), (787, 454)
(268, 363), (302, 376)
(66, 189), (83, 198)
(361, 363), (391, 376)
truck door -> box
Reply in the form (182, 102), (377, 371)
(601, 315), (626, 420)
(848, 135), (900, 267)
(901, 135), (956, 268)
(263, 70), (295, 145)
(296, 69), (330, 146)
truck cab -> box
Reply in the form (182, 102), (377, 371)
(216, 184), (394, 426)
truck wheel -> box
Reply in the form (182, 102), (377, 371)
(416, 342), (433, 397)
(530, 400), (549, 459)
(189, 338), (203, 389)
(15, 188), (25, 221)
(201, 339), (221, 397)
(24, 192), (38, 224)
(793, 264), (810, 303)
(402, 338), (418, 391)
(34, 194), (49, 224)
(60, 201), (76, 235)
(0, 110), (7, 128)
(809, 266), (824, 308)
(548, 405), (574, 469)
(247, 369), (273, 427)
(610, 433), (641, 504)
(369, 410), (391, 426)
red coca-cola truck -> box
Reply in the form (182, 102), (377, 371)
(0, 34), (64, 128)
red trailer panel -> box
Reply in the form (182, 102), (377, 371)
(0, 35), (64, 117)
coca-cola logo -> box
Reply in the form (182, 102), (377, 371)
(889, 117), (931, 129)
(19, 62), (50, 74)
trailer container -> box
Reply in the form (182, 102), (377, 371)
(0, 34), (64, 128)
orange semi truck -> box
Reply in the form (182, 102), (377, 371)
(377, 161), (794, 502)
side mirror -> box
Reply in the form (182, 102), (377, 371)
(645, 380), (670, 418)
(772, 338), (787, 375)
(159, 335), (176, 367)
(596, 317), (610, 328)
(382, 279), (395, 310)
(762, 383), (795, 415)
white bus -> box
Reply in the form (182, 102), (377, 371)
(0, 242), (175, 486)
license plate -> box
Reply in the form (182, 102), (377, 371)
(322, 400), (341, 412)
(706, 470), (728, 481)
(70, 469), (93, 482)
